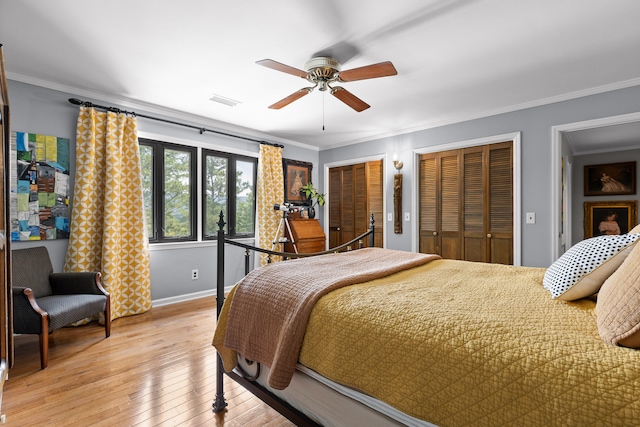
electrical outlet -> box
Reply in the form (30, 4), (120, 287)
(191, 269), (198, 280)
(526, 212), (536, 224)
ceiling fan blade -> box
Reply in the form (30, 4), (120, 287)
(338, 61), (398, 82)
(330, 86), (370, 112)
(268, 87), (313, 109)
(256, 59), (308, 78)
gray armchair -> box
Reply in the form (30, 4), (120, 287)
(12, 246), (110, 369)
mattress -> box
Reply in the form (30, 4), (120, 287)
(237, 357), (436, 427)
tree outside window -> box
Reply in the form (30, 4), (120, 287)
(203, 150), (256, 239)
(139, 138), (196, 243)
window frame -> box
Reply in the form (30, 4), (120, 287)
(140, 137), (197, 243)
(202, 149), (257, 240)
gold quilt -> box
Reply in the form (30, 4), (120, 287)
(298, 259), (640, 426)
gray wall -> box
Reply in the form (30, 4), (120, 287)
(320, 85), (640, 267)
(9, 79), (640, 298)
(8, 80), (319, 303)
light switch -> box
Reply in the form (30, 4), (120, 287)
(526, 212), (536, 224)
(387, 213), (392, 221)
(404, 212), (410, 221)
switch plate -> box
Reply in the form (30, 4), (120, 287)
(526, 212), (536, 224)
(387, 213), (392, 221)
(404, 212), (410, 221)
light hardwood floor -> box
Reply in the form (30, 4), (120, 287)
(3, 296), (295, 427)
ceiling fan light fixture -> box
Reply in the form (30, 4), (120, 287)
(304, 56), (341, 82)
(304, 57), (341, 73)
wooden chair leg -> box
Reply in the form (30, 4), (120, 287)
(38, 332), (48, 369)
(104, 295), (111, 338)
(39, 314), (49, 369)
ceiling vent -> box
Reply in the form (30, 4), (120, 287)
(209, 94), (241, 107)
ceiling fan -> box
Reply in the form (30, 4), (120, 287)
(257, 57), (397, 112)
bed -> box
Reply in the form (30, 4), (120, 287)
(212, 214), (640, 426)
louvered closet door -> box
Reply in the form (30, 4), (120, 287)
(366, 160), (383, 247)
(463, 147), (486, 261)
(463, 142), (513, 263)
(353, 163), (368, 239)
(487, 142), (513, 264)
(328, 168), (341, 248)
(439, 151), (462, 259)
(328, 165), (356, 247)
(328, 167), (347, 248)
(329, 161), (383, 249)
(418, 151), (462, 258)
(419, 141), (512, 263)
(419, 154), (438, 254)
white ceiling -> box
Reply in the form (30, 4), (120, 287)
(565, 121), (640, 155)
(1, 0), (640, 150)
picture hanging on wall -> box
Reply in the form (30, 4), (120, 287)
(283, 158), (312, 205)
(10, 131), (71, 241)
(584, 161), (636, 196)
(584, 200), (638, 238)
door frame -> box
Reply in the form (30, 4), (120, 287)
(323, 154), (388, 249)
(551, 111), (640, 260)
(412, 132), (522, 265)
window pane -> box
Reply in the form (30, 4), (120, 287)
(139, 144), (154, 240)
(236, 159), (255, 235)
(205, 154), (228, 235)
(164, 149), (192, 238)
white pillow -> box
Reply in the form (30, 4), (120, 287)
(543, 233), (640, 300)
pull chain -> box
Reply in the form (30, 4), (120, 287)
(322, 91), (325, 131)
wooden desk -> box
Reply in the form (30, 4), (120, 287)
(284, 218), (326, 253)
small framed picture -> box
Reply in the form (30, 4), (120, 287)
(283, 159), (312, 205)
(584, 200), (638, 238)
(584, 161), (636, 196)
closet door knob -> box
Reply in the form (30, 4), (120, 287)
(487, 233), (492, 238)
(433, 231), (438, 236)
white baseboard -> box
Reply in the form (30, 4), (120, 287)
(151, 287), (234, 308)
(151, 289), (216, 307)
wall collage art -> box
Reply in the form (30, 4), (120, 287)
(10, 131), (71, 241)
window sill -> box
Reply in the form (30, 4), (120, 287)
(148, 237), (255, 251)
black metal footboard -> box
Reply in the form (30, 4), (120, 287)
(212, 212), (375, 425)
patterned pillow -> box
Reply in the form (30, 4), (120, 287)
(543, 234), (640, 300)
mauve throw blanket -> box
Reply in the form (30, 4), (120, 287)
(215, 247), (439, 389)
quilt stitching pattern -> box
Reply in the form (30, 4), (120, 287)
(299, 259), (640, 426)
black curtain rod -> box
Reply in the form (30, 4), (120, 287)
(68, 98), (284, 148)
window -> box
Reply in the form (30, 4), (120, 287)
(140, 138), (197, 243)
(140, 138), (257, 243)
(203, 150), (256, 239)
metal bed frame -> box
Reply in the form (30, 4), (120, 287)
(212, 212), (375, 426)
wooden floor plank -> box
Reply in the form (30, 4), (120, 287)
(2, 296), (295, 427)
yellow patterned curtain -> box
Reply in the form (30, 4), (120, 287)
(256, 144), (284, 265)
(64, 107), (152, 319)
